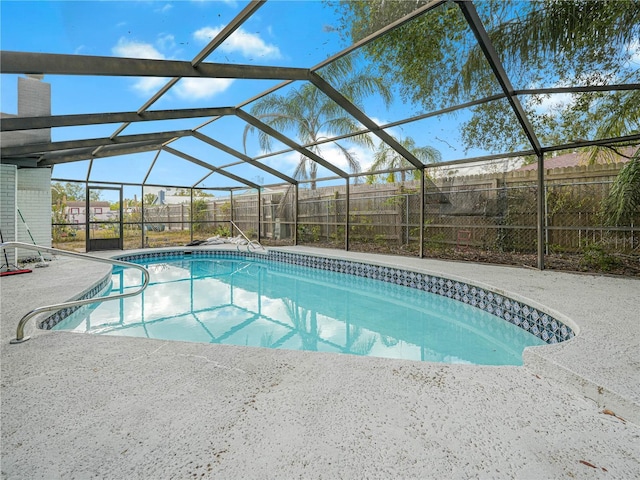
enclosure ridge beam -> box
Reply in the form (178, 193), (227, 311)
(192, 130), (297, 185)
(541, 133), (640, 154)
(458, 0), (545, 270)
(39, 142), (162, 166)
(236, 80), (296, 110)
(162, 146), (260, 189)
(141, 149), (162, 185)
(235, 109), (348, 179)
(312, 0), (447, 72)
(456, 1), (542, 157)
(2, 130), (192, 157)
(381, 93), (507, 130)
(309, 71), (427, 172)
(1, 107), (238, 132)
(104, 1), (266, 152)
(192, 171), (215, 189)
(250, 93), (509, 164)
(0, 51), (310, 81)
(423, 150), (535, 170)
(141, 1), (267, 119)
(192, 0), (266, 67)
(515, 84), (640, 96)
(348, 165), (417, 179)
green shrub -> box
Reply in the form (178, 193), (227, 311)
(579, 242), (621, 272)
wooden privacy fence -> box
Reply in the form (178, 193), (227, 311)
(100, 160), (638, 254)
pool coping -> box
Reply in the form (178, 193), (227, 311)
(40, 247), (576, 348)
(28, 245), (640, 424)
(2, 245), (638, 478)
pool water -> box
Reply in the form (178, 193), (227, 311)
(54, 256), (546, 365)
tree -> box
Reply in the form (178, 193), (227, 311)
(51, 182), (83, 203)
(335, 0), (640, 152)
(368, 136), (441, 183)
(604, 149), (640, 226)
(244, 56), (392, 189)
(143, 193), (157, 205)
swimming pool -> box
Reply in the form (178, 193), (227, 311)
(47, 250), (574, 365)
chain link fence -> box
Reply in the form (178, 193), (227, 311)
(51, 160), (638, 273)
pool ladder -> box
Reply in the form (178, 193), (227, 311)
(0, 241), (150, 344)
(230, 221), (266, 253)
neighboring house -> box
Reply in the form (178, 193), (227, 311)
(64, 201), (113, 225)
(515, 146), (637, 172)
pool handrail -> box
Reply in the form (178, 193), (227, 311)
(230, 220), (265, 252)
(0, 241), (150, 344)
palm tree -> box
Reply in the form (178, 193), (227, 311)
(604, 148), (640, 226)
(368, 135), (441, 183)
(283, 298), (319, 351)
(345, 324), (377, 356)
(244, 56), (392, 189)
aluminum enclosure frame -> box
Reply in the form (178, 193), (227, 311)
(1, 0), (638, 268)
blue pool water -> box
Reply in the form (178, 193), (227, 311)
(54, 255), (546, 365)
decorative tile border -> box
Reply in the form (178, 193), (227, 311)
(269, 251), (574, 344)
(39, 275), (112, 330)
(41, 248), (575, 344)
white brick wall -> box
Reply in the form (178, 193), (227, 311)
(1, 75), (53, 265)
(1, 77), (52, 148)
(0, 164), (18, 267)
(16, 168), (52, 260)
(18, 76), (51, 145)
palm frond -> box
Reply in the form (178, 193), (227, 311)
(605, 150), (640, 226)
(333, 142), (361, 174)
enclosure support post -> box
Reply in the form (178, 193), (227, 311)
(190, 188), (194, 243)
(544, 184), (549, 255)
(141, 188), (146, 248)
(345, 179), (350, 251)
(119, 187), (123, 249)
(294, 184), (299, 246)
(420, 169), (425, 258)
(230, 190), (234, 237)
(257, 188), (261, 244)
(537, 153), (545, 270)
(85, 184), (90, 252)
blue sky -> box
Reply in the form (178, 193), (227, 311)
(2, 0), (494, 194)
(4, 0), (631, 197)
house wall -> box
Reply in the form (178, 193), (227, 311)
(16, 168), (52, 260)
(0, 164), (18, 267)
(1, 75), (53, 263)
(64, 200), (119, 228)
(0, 76), (51, 148)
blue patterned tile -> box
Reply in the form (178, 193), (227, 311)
(58, 248), (574, 346)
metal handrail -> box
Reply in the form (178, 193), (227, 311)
(0, 242), (150, 344)
(229, 220), (265, 252)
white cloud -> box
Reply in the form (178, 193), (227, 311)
(112, 38), (169, 95)
(155, 4), (173, 14)
(261, 151), (300, 175)
(529, 92), (575, 115)
(628, 39), (640, 65)
(259, 139), (376, 177)
(112, 37), (165, 60)
(193, 26), (281, 59)
(132, 77), (172, 96)
(319, 142), (370, 173)
(174, 78), (234, 100)
(111, 37), (234, 99)
(192, 0), (237, 5)
(156, 33), (176, 51)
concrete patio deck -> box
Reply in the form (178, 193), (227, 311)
(1, 246), (638, 479)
